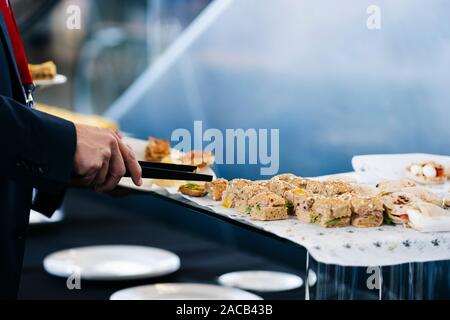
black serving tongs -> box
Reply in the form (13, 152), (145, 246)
(125, 161), (213, 182)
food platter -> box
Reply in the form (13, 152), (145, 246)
(169, 181), (450, 267)
(118, 138), (450, 266)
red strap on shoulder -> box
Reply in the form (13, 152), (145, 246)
(0, 0), (34, 87)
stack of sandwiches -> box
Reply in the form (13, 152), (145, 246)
(247, 192), (288, 221)
(312, 197), (352, 228)
(221, 179), (252, 209)
(349, 197), (384, 228)
(204, 175), (387, 226)
(179, 172), (450, 231)
(288, 181), (383, 228)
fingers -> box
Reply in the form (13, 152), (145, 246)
(95, 138), (126, 192)
(72, 125), (141, 192)
(110, 129), (142, 187)
(93, 149), (111, 187)
(114, 130), (123, 139)
(118, 138), (143, 187)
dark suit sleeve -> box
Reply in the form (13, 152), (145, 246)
(32, 190), (67, 217)
(0, 95), (77, 196)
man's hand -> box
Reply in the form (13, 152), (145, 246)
(72, 124), (143, 192)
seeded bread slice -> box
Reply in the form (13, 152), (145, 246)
(235, 185), (269, 213)
(222, 179), (252, 208)
(350, 196), (384, 227)
(313, 197), (352, 228)
(247, 191), (288, 221)
(285, 189), (316, 222)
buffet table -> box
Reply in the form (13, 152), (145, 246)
(110, 140), (450, 300)
(21, 145), (450, 300)
(21, 187), (449, 300)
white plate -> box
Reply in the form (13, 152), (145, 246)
(218, 271), (303, 292)
(307, 270), (317, 287)
(110, 283), (263, 300)
(43, 245), (180, 281)
(352, 153), (450, 181)
(118, 137), (216, 192)
(34, 74), (67, 87)
(29, 209), (64, 225)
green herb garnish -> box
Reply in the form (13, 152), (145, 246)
(384, 213), (394, 225)
(256, 204), (261, 211)
(286, 201), (294, 209)
(245, 205), (252, 214)
(186, 183), (198, 190)
(310, 214), (319, 224)
(326, 218), (340, 226)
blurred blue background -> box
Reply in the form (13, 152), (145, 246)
(104, 0), (450, 180)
